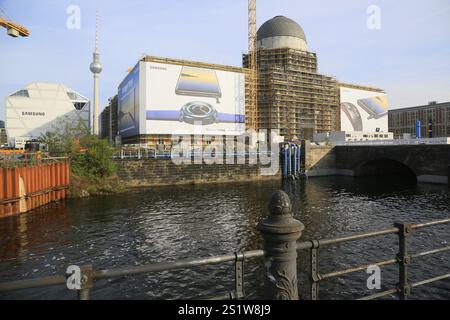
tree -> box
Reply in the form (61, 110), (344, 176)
(70, 135), (116, 178)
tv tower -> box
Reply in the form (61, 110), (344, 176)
(90, 11), (102, 135)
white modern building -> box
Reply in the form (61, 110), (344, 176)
(5, 82), (90, 147)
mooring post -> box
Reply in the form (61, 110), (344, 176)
(257, 190), (304, 300)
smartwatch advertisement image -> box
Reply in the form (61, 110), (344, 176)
(340, 86), (389, 133)
(118, 60), (246, 138)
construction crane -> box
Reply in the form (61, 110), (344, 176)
(0, 6), (29, 37)
(247, 0), (258, 130)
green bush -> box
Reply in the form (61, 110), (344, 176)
(70, 135), (117, 178)
(40, 119), (117, 178)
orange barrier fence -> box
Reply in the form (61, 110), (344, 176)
(0, 159), (70, 218)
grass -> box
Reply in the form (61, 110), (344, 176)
(69, 173), (125, 198)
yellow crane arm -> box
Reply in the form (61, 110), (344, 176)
(0, 17), (29, 37)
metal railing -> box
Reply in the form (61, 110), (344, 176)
(301, 219), (450, 300)
(0, 192), (448, 300)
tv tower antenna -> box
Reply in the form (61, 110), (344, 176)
(90, 11), (103, 135)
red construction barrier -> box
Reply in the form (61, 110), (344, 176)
(0, 168), (4, 216)
(0, 159), (70, 218)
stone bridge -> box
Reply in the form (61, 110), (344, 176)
(305, 144), (450, 184)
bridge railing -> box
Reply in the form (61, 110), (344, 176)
(112, 148), (171, 160)
(333, 137), (450, 146)
(112, 147), (276, 161)
(0, 191), (449, 300)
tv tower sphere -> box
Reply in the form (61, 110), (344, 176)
(90, 53), (103, 74)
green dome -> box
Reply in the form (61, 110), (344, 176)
(257, 16), (307, 42)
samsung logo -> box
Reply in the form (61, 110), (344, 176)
(22, 111), (45, 116)
(149, 65), (167, 71)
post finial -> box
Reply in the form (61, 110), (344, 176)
(268, 190), (292, 217)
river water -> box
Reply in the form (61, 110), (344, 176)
(0, 176), (449, 300)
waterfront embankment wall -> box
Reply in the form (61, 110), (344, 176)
(305, 144), (342, 177)
(304, 144), (355, 177)
(115, 144), (450, 186)
(115, 159), (281, 187)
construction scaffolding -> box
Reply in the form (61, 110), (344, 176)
(121, 47), (340, 145)
(246, 0), (258, 130)
(245, 47), (340, 141)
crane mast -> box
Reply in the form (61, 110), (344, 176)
(247, 0), (258, 130)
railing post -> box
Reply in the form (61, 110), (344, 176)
(395, 222), (412, 300)
(310, 240), (321, 300)
(78, 265), (93, 300)
(257, 190), (304, 300)
(233, 252), (245, 300)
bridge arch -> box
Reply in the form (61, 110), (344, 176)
(354, 158), (417, 181)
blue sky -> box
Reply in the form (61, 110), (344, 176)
(1, 0), (449, 121)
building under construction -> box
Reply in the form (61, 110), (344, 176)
(100, 95), (119, 143)
(112, 14), (383, 146)
(116, 55), (247, 147)
(244, 16), (340, 141)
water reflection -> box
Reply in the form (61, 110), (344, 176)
(0, 176), (448, 299)
(0, 203), (72, 262)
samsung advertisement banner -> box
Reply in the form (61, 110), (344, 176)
(118, 61), (246, 137)
(118, 66), (140, 137)
(340, 87), (389, 133)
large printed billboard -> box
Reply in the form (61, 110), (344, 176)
(340, 86), (389, 133)
(118, 66), (140, 137)
(118, 61), (246, 137)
